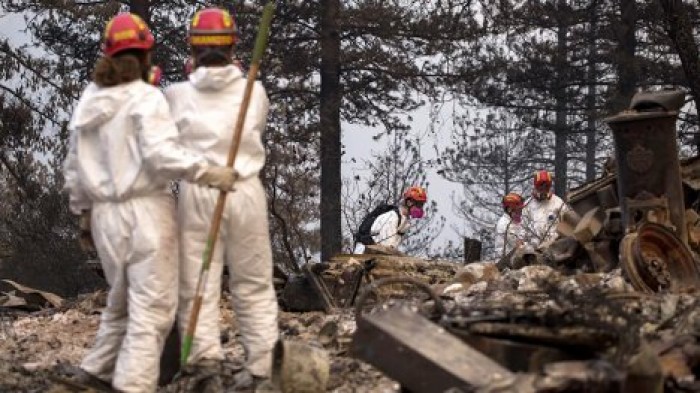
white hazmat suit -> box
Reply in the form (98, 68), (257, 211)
(522, 194), (569, 248)
(353, 207), (409, 254)
(165, 65), (279, 377)
(63, 80), (217, 392)
(494, 214), (525, 259)
(371, 208), (409, 249)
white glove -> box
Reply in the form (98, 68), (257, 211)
(194, 166), (238, 191)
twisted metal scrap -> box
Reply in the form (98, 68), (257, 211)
(354, 276), (445, 321)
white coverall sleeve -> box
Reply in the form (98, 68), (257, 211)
(494, 218), (507, 258)
(131, 89), (207, 182)
(251, 83), (269, 135)
(372, 211), (403, 249)
(63, 124), (91, 215)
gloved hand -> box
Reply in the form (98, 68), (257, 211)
(78, 210), (96, 254)
(194, 166), (238, 191)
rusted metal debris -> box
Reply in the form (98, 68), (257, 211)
(606, 109), (687, 243)
(353, 304), (637, 392)
(619, 223), (700, 294)
(544, 90), (700, 294)
(351, 272), (700, 392)
(279, 253), (458, 313)
(344, 258), (376, 308)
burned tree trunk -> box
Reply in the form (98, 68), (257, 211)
(658, 0), (700, 147)
(129, 0), (150, 23)
(320, 0), (342, 261)
(611, 0), (638, 113)
(553, 0), (569, 197)
(586, 0), (599, 181)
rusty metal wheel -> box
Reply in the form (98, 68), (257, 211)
(620, 223), (700, 293)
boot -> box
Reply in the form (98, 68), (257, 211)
(181, 359), (223, 393)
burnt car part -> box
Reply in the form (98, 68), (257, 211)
(620, 223), (700, 294)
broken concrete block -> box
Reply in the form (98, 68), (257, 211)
(454, 262), (500, 288)
(272, 340), (330, 393)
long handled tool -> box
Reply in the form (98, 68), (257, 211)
(180, 3), (276, 367)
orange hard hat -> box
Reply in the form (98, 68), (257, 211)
(189, 8), (237, 47)
(102, 13), (154, 57)
(502, 193), (524, 211)
(403, 186), (427, 203)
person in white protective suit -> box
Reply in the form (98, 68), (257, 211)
(164, 8), (279, 391)
(353, 186), (428, 254)
(522, 170), (569, 249)
(62, 13), (237, 393)
(494, 192), (526, 260)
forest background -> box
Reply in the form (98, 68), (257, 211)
(1, 0), (699, 296)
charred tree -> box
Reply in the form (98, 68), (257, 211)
(129, 0), (150, 22)
(611, 0), (638, 113)
(586, 0), (599, 181)
(320, 0), (342, 261)
(553, 0), (569, 197)
(658, 0), (700, 144)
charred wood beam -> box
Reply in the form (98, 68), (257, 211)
(352, 307), (516, 392)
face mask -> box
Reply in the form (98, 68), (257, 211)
(409, 206), (424, 219)
(511, 211), (522, 224)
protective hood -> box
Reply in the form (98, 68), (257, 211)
(70, 82), (136, 131)
(189, 64), (243, 91)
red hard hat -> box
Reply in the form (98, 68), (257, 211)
(102, 13), (154, 57)
(404, 186), (427, 203)
(534, 170), (553, 188)
(502, 193), (524, 211)
(189, 8), (237, 47)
